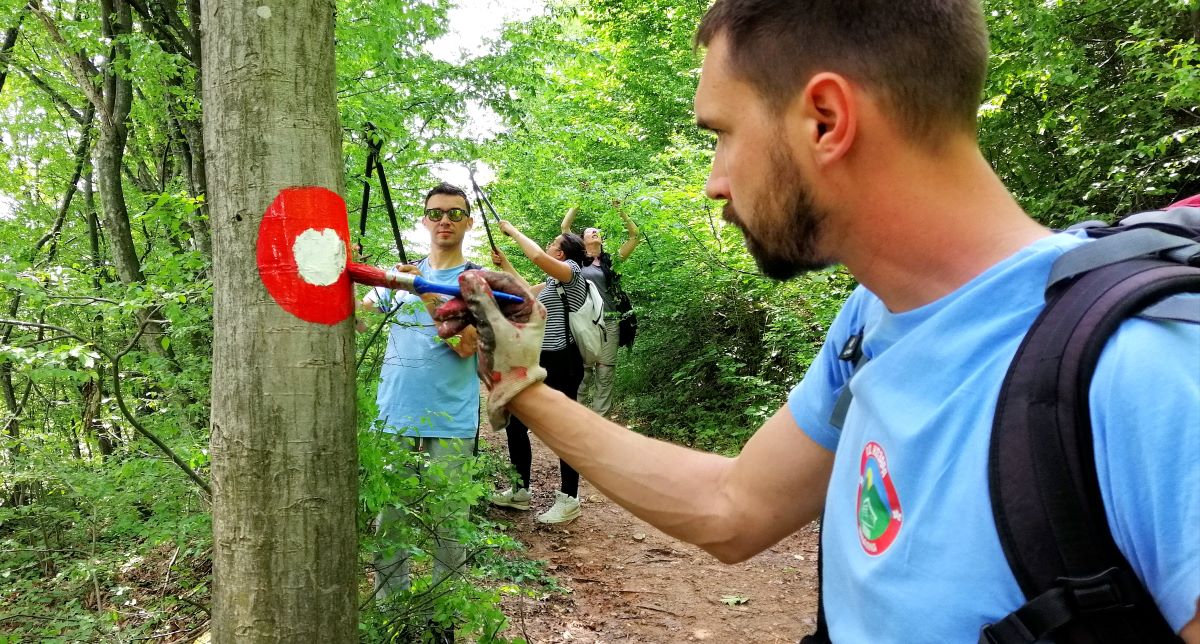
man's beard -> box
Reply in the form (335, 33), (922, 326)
(723, 145), (833, 280)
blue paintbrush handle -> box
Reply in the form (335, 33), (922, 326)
(410, 274), (525, 304)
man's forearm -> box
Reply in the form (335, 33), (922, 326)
(507, 383), (743, 555)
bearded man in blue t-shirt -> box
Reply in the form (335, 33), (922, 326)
(357, 182), (480, 610)
(432, 1), (1200, 642)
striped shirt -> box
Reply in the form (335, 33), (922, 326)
(539, 260), (587, 351)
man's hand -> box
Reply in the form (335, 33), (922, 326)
(392, 263), (444, 312)
(435, 270), (546, 430)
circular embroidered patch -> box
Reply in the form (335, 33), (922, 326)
(857, 441), (903, 555)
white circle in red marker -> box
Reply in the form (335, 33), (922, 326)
(293, 228), (347, 286)
(256, 186), (353, 325)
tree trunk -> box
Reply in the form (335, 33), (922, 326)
(202, 1), (358, 641)
(0, 15), (22, 96)
(96, 0), (141, 286)
(89, 0), (171, 357)
(0, 313), (20, 450)
(183, 0), (212, 258)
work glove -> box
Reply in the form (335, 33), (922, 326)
(434, 270), (546, 431)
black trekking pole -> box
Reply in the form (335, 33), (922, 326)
(468, 167), (501, 254)
(356, 124), (380, 259)
(470, 172), (505, 227)
(372, 140), (408, 265)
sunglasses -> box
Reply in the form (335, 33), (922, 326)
(424, 207), (468, 222)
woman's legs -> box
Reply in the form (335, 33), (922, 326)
(504, 415), (532, 490)
(589, 318), (621, 416)
(542, 346), (585, 497)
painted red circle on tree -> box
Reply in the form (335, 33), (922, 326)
(256, 186), (353, 325)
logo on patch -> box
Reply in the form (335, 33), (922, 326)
(857, 441), (903, 556)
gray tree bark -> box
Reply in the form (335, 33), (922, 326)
(96, 0), (142, 286)
(0, 13), (23, 96)
(202, 1), (358, 641)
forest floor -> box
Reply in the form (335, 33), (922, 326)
(483, 426), (820, 644)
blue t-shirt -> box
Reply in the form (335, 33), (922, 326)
(374, 260), (479, 439)
(787, 232), (1200, 641)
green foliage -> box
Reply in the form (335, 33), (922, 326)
(981, 0), (1199, 225)
(468, 0), (1198, 454)
(356, 425), (516, 642)
(2, 0), (1196, 636)
(0, 454), (211, 641)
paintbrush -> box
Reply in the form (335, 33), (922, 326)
(347, 263), (525, 304)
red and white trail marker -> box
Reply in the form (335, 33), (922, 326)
(256, 186), (354, 325)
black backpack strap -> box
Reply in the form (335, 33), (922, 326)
(829, 331), (866, 430)
(985, 257), (1199, 644)
(555, 283), (575, 345)
(1048, 228), (1200, 289)
(804, 332), (867, 643)
(800, 510), (832, 644)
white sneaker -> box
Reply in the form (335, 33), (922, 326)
(537, 491), (581, 524)
(490, 487), (531, 511)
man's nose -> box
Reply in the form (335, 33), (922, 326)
(705, 169), (730, 202)
(704, 143), (730, 201)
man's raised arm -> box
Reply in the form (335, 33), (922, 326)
(510, 386), (832, 562)
(438, 269), (833, 563)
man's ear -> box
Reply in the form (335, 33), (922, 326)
(797, 72), (857, 166)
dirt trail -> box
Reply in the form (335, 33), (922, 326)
(485, 428), (820, 643)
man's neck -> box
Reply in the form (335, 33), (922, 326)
(837, 139), (1050, 313)
(425, 246), (467, 270)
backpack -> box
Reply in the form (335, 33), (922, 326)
(804, 202), (1200, 644)
(556, 278), (607, 364)
(611, 272), (638, 348)
(982, 205), (1199, 644)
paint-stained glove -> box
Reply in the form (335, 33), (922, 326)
(434, 270), (546, 430)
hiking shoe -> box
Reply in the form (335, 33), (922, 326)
(490, 487), (531, 511)
(537, 491), (581, 524)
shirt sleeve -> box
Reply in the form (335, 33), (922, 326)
(367, 287), (391, 313)
(786, 287), (869, 452)
(1090, 299), (1200, 631)
(564, 260), (586, 307)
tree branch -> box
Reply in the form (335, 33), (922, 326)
(0, 317), (211, 497)
(0, 7), (27, 96)
(35, 104), (96, 256)
(127, 0), (189, 60)
(10, 61), (86, 124)
(29, 2), (111, 125)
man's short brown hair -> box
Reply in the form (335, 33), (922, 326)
(424, 182), (471, 213)
(696, 0), (989, 144)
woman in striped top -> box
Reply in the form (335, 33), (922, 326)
(488, 220), (590, 524)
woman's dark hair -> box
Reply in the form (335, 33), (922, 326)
(557, 232), (588, 266)
(595, 250), (616, 283)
